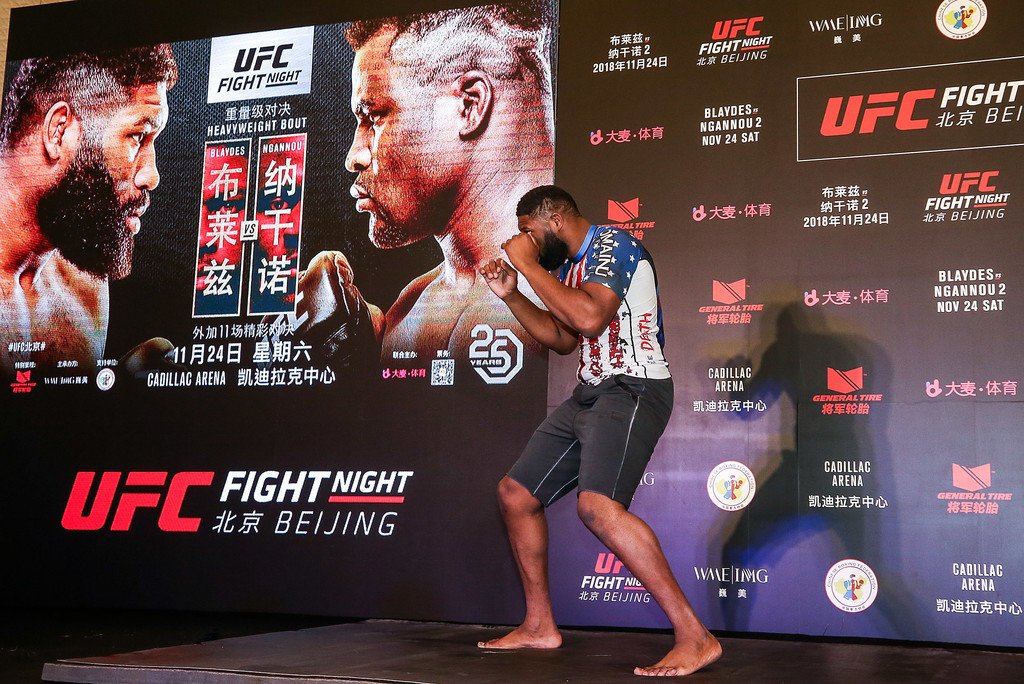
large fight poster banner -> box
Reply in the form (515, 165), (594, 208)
(1, 0), (554, 623)
(550, 0), (1023, 648)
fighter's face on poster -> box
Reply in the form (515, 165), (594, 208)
(38, 83), (169, 279)
(346, 28), (458, 250)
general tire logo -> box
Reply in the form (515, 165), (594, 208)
(707, 461), (756, 511)
(468, 324), (524, 384)
(825, 559), (878, 612)
(828, 367), (864, 394)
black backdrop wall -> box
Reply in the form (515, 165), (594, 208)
(2, 0), (1022, 648)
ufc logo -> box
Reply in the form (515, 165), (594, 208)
(711, 17), (763, 40)
(234, 44), (292, 72)
(820, 90), (935, 136)
(61, 471), (214, 532)
(939, 171), (999, 194)
(595, 553), (624, 574)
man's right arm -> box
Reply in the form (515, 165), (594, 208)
(480, 258), (578, 355)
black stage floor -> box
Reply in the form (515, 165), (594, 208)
(4, 609), (1023, 683)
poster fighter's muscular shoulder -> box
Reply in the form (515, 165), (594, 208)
(0, 255), (108, 369)
(382, 267), (533, 355)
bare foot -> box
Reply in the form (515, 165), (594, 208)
(634, 632), (722, 677)
(477, 624), (562, 650)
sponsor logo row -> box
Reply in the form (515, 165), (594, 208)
(578, 552), (1020, 618)
(10, 322), (527, 393)
(704, 460), (1013, 516)
(591, 1), (987, 79)
(607, 169), (1012, 231)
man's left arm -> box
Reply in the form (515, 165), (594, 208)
(504, 234), (620, 338)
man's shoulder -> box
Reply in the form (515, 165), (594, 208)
(389, 266), (443, 314)
(594, 224), (623, 238)
(590, 226), (648, 257)
(585, 227), (651, 273)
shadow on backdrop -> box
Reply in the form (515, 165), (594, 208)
(706, 301), (922, 638)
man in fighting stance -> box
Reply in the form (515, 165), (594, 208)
(478, 185), (721, 677)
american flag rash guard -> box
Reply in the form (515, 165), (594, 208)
(557, 225), (670, 384)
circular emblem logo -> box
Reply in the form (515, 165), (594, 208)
(706, 461), (756, 511)
(96, 368), (116, 391)
(936, 1), (987, 40)
(825, 559), (878, 612)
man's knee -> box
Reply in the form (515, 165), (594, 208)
(577, 491), (624, 531)
(498, 476), (542, 517)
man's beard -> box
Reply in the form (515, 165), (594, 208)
(36, 144), (148, 279)
(359, 179), (453, 250)
(366, 203), (405, 249)
(537, 227), (570, 271)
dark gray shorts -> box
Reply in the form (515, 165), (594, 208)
(508, 375), (673, 508)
